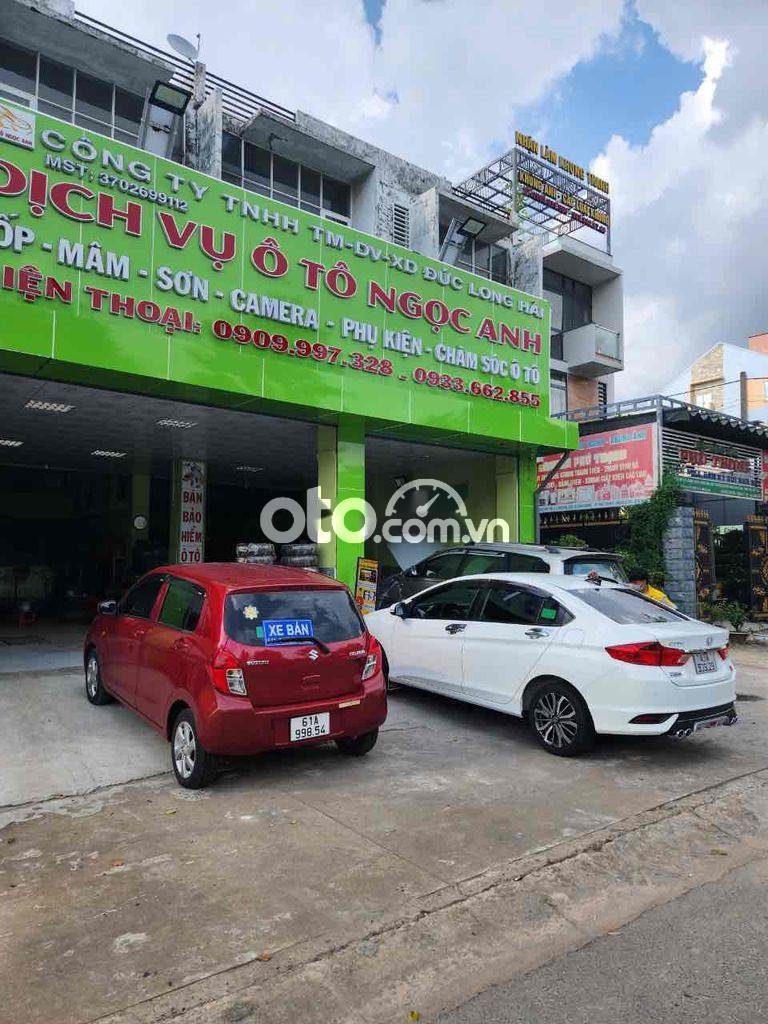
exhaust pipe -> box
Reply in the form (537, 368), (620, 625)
(673, 727), (693, 738)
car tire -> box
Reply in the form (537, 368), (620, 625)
(336, 728), (379, 757)
(85, 650), (113, 705)
(527, 680), (595, 757)
(281, 543), (317, 557)
(171, 709), (216, 789)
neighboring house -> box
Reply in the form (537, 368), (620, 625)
(663, 333), (768, 422)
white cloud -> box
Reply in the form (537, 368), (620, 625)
(77, 0), (623, 178)
(592, 7), (768, 398)
(592, 37), (728, 219)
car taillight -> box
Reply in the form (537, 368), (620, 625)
(362, 637), (380, 681)
(605, 641), (690, 667)
(718, 646), (729, 660)
(212, 656), (248, 696)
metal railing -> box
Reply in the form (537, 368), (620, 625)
(557, 394), (768, 437)
(74, 11), (296, 125)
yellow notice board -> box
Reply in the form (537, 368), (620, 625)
(354, 558), (379, 615)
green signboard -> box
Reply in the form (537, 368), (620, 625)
(662, 428), (762, 500)
(0, 99), (574, 448)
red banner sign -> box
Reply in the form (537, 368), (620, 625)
(538, 425), (657, 512)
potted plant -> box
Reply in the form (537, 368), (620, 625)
(700, 599), (750, 644)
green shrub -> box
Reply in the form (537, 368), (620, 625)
(700, 599), (748, 632)
(616, 475), (681, 588)
(555, 534), (588, 549)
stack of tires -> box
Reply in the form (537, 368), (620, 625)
(279, 542), (318, 569)
(235, 542), (276, 565)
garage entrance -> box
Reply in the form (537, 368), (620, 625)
(365, 435), (525, 576)
(0, 372), (318, 624)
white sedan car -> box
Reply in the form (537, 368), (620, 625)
(366, 573), (737, 756)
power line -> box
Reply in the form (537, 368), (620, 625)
(663, 376), (768, 404)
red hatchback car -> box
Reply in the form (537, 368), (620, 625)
(84, 564), (387, 788)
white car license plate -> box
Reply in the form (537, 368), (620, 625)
(693, 651), (718, 674)
(290, 712), (330, 742)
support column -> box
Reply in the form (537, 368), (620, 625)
(494, 456), (519, 542)
(663, 506), (696, 615)
(314, 421), (366, 588)
(336, 421), (367, 588)
(169, 459), (207, 565)
(315, 426), (337, 574)
(517, 450), (538, 543)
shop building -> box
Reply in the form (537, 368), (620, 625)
(0, 0), (605, 615)
(538, 394), (768, 616)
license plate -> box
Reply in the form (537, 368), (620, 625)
(693, 651), (718, 674)
(693, 714), (731, 732)
(290, 712), (330, 742)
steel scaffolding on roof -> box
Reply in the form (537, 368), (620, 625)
(455, 145), (612, 253)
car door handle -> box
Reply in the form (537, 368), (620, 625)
(525, 628), (548, 639)
(445, 623), (467, 635)
(172, 637), (191, 652)
(132, 627), (148, 640)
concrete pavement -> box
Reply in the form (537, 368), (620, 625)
(438, 856), (768, 1024)
(1, 644), (767, 1023)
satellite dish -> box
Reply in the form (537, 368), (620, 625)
(166, 33), (200, 62)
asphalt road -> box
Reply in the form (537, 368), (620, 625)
(438, 856), (768, 1024)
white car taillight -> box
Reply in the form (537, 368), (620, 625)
(362, 653), (377, 681)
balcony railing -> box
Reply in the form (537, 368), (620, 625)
(594, 324), (621, 360)
(564, 322), (622, 377)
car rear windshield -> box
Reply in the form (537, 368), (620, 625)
(224, 589), (365, 646)
(573, 587), (686, 624)
(566, 558), (627, 582)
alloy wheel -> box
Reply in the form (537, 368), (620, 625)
(173, 720), (196, 779)
(86, 655), (99, 699)
(532, 691), (579, 749)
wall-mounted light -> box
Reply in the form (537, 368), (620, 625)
(148, 80), (192, 117)
(459, 216), (486, 238)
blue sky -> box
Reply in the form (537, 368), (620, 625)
(363, 1), (700, 169)
(515, 7), (700, 167)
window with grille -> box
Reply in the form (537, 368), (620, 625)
(454, 236), (509, 284)
(551, 372), (568, 416)
(393, 203), (410, 247)
(222, 131), (351, 222)
(0, 38), (144, 143)
(597, 381), (608, 406)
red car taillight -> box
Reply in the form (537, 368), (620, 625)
(605, 641), (690, 667)
(362, 636), (380, 681)
(718, 646), (729, 660)
(211, 654), (248, 696)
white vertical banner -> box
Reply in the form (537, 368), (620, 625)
(178, 459), (206, 564)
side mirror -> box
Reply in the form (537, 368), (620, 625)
(98, 599), (117, 616)
(391, 601), (409, 619)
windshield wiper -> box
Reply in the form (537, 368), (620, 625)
(268, 635), (331, 654)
